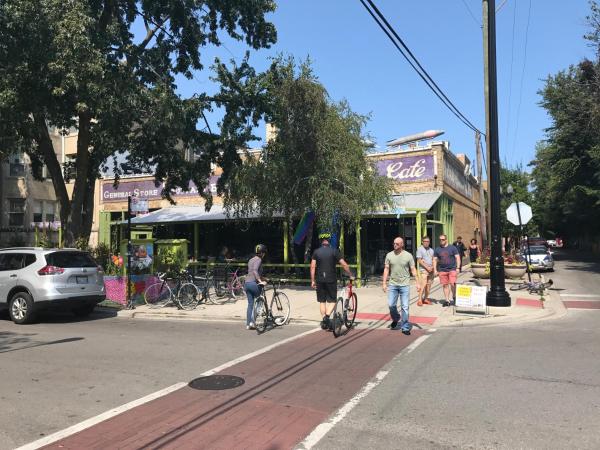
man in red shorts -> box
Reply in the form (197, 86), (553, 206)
(433, 234), (461, 307)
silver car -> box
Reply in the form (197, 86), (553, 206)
(0, 247), (105, 324)
(523, 245), (555, 272)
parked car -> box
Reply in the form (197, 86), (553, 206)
(546, 239), (557, 247)
(0, 247), (105, 324)
(522, 237), (549, 248)
(522, 245), (555, 272)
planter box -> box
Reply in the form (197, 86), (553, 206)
(471, 263), (489, 279)
(504, 265), (527, 279)
(104, 275), (159, 305)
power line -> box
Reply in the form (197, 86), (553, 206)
(359, 0), (484, 136)
(459, 0), (480, 27)
(504, 0), (517, 153)
(511, 0), (532, 161)
(496, 0), (510, 14)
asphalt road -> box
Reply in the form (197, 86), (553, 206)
(1, 249), (599, 449)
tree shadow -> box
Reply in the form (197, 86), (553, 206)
(0, 331), (84, 353)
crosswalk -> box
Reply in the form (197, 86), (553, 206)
(560, 293), (600, 309)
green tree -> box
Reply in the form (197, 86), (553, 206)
(0, 0), (277, 244)
(530, 1), (600, 241)
(224, 57), (392, 261)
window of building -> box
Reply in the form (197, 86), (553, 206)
(8, 199), (25, 227)
(9, 154), (25, 177)
(45, 202), (56, 222)
(33, 201), (43, 223)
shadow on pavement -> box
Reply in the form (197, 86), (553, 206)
(0, 331), (84, 353)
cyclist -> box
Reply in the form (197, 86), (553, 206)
(244, 244), (268, 330)
(310, 232), (354, 330)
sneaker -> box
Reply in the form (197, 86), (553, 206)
(321, 316), (330, 330)
(402, 329), (411, 336)
(423, 299), (432, 305)
(417, 300), (423, 307)
(442, 301), (450, 307)
(246, 322), (256, 330)
(390, 320), (398, 330)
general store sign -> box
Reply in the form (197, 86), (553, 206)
(376, 154), (435, 182)
(101, 176), (220, 203)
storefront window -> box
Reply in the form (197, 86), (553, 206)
(8, 199), (25, 227)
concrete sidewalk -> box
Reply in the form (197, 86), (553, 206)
(115, 268), (566, 329)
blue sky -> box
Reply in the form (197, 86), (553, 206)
(174, 0), (595, 173)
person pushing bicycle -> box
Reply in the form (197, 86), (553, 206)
(310, 232), (354, 330)
(244, 244), (268, 330)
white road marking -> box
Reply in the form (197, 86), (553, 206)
(297, 334), (431, 449)
(17, 327), (320, 450)
(560, 294), (600, 298)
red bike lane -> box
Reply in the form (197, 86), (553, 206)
(41, 327), (422, 449)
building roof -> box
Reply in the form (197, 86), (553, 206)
(129, 204), (277, 225)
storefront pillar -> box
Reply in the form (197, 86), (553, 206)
(416, 212), (422, 249)
(194, 223), (199, 259)
(339, 222), (345, 254)
(283, 220), (289, 265)
(355, 221), (362, 287)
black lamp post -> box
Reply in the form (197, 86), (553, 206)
(485, 0), (511, 307)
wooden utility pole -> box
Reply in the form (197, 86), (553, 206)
(482, 0), (492, 248)
(475, 131), (488, 247)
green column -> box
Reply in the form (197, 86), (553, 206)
(283, 220), (289, 267)
(416, 212), (422, 250)
(356, 221), (362, 287)
(194, 223), (199, 259)
(339, 221), (345, 254)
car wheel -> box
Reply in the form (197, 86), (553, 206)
(72, 305), (96, 318)
(9, 292), (36, 325)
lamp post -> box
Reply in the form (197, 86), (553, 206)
(484, 0), (510, 307)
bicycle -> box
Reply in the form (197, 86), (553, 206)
(213, 259), (245, 299)
(331, 276), (358, 338)
(143, 271), (198, 309)
(509, 278), (553, 295)
(252, 279), (291, 333)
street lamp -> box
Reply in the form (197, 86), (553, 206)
(484, 0), (511, 307)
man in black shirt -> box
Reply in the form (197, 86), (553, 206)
(311, 232), (354, 330)
(452, 236), (467, 273)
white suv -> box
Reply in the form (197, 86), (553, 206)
(0, 247), (106, 324)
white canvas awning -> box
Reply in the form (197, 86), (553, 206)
(129, 204), (274, 225)
(369, 191), (442, 216)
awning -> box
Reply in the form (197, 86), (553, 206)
(129, 204), (274, 225)
(369, 191), (442, 217)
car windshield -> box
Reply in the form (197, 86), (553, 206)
(45, 251), (97, 268)
(527, 246), (548, 255)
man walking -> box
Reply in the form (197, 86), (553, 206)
(452, 236), (467, 272)
(416, 236), (434, 306)
(311, 232), (354, 330)
(434, 234), (461, 307)
(382, 237), (420, 335)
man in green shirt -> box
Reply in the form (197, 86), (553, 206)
(382, 237), (421, 335)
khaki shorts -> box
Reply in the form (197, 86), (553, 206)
(419, 271), (434, 283)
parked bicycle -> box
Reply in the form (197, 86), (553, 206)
(252, 279), (291, 333)
(510, 278), (553, 295)
(331, 276), (358, 338)
(218, 259), (245, 299)
(143, 271), (198, 309)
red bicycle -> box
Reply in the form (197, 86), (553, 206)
(331, 276), (358, 338)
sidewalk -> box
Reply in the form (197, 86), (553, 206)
(115, 267), (566, 329)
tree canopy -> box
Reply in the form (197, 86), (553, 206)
(530, 1), (600, 241)
(0, 0), (277, 243)
(224, 57), (392, 258)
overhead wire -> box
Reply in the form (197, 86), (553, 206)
(459, 0), (481, 27)
(510, 0), (532, 163)
(359, 0), (485, 137)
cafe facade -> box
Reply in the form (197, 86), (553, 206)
(93, 140), (484, 278)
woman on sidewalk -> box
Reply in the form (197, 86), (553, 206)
(469, 239), (481, 265)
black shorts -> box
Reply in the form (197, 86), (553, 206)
(316, 282), (337, 303)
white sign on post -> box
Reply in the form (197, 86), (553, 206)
(455, 284), (488, 312)
(506, 202), (532, 226)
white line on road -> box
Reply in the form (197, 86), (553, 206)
(17, 327), (320, 450)
(560, 294), (600, 298)
(297, 334), (431, 449)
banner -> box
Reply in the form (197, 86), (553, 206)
(293, 212), (315, 245)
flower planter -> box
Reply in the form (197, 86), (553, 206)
(504, 265), (527, 279)
(470, 263), (490, 279)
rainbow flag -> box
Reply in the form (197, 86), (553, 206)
(293, 212), (315, 245)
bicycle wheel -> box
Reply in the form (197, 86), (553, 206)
(144, 282), (172, 308)
(344, 293), (358, 329)
(213, 275), (228, 298)
(176, 283), (200, 310)
(270, 292), (291, 326)
(510, 282), (529, 291)
(332, 297), (344, 338)
(253, 296), (268, 333)
(231, 275), (245, 297)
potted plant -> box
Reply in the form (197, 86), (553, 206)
(503, 251), (527, 279)
(471, 248), (490, 278)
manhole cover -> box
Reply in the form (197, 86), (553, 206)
(188, 375), (245, 390)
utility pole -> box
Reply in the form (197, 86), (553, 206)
(482, 0), (492, 249)
(483, 0), (510, 307)
(475, 131), (488, 248)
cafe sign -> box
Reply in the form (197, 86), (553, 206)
(376, 154), (435, 182)
(102, 176), (220, 203)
